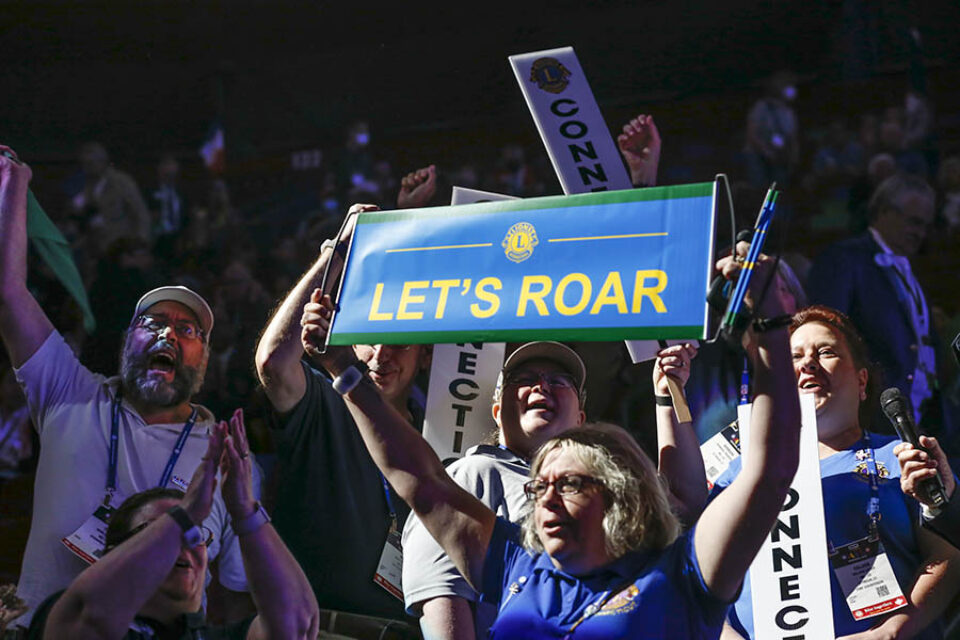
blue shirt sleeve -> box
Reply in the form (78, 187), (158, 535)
(479, 518), (527, 609)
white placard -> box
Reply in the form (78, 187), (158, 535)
(740, 394), (835, 640)
(422, 187), (516, 461)
(450, 186), (520, 205)
(508, 47), (632, 194)
(423, 342), (506, 461)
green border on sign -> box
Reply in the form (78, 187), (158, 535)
(329, 325), (704, 345)
(356, 183), (714, 225)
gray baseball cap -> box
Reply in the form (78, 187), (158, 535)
(496, 341), (587, 404)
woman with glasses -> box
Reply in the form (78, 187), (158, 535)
(27, 412), (319, 640)
(300, 242), (803, 638)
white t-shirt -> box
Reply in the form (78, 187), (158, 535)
(14, 332), (255, 625)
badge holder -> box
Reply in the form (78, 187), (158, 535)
(829, 528), (907, 621)
(62, 490), (127, 564)
(372, 476), (404, 601)
(373, 515), (405, 601)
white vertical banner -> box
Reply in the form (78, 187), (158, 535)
(423, 342), (506, 461)
(508, 47), (632, 194)
(422, 187), (517, 461)
(509, 46), (694, 362)
(739, 393), (835, 639)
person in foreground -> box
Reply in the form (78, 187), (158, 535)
(27, 411), (319, 640)
(299, 249), (801, 638)
(402, 339), (704, 640)
(897, 435), (960, 550)
(714, 304), (960, 640)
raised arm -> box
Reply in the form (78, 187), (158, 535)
(43, 426), (226, 639)
(652, 343), (707, 526)
(0, 147), (55, 367)
(397, 165), (438, 210)
(254, 204), (375, 412)
(616, 114), (661, 188)
(218, 410), (319, 640)
(694, 246), (802, 601)
(301, 291), (496, 589)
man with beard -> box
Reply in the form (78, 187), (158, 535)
(0, 147), (254, 629)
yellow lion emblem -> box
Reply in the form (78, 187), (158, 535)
(529, 57), (572, 94)
(503, 222), (539, 263)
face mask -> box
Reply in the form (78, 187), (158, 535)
(354, 132), (370, 146)
(782, 85), (797, 101)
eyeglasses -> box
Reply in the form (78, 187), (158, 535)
(135, 314), (205, 342)
(504, 371), (577, 391)
(523, 474), (603, 501)
(112, 519), (214, 549)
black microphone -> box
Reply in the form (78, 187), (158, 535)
(880, 387), (948, 508)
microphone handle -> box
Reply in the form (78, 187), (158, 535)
(893, 415), (949, 508)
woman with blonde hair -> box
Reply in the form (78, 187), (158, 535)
(301, 244), (801, 638)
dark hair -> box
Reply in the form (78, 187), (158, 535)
(790, 305), (880, 428)
(104, 487), (185, 551)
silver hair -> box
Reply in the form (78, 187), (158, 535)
(520, 423), (680, 559)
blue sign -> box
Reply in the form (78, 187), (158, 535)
(329, 184), (716, 345)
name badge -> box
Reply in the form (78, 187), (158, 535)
(373, 518), (404, 601)
(62, 491), (128, 564)
(829, 535), (907, 621)
(700, 422), (741, 489)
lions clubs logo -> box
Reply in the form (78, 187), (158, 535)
(529, 57), (571, 94)
(503, 222), (539, 263)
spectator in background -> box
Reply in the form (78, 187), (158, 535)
(808, 173), (959, 452)
(937, 156), (960, 234)
(848, 152), (898, 231)
(0, 366), (33, 481)
(149, 153), (187, 239)
(70, 142), (152, 257)
(744, 70), (800, 189)
(879, 110), (929, 178)
(81, 238), (162, 375)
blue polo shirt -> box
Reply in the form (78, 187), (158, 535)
(712, 432), (940, 640)
(479, 518), (729, 639)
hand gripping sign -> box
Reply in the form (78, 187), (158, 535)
(326, 185), (716, 347)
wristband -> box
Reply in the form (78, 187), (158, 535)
(233, 502), (271, 536)
(752, 314), (793, 333)
(319, 238), (347, 259)
(167, 505), (204, 548)
(332, 360), (370, 395)
(654, 394), (673, 407)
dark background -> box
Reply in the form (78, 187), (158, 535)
(3, 0), (959, 169)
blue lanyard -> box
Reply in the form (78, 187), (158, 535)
(859, 432), (882, 537)
(379, 473), (398, 523)
(739, 356), (751, 405)
(107, 390), (199, 496)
